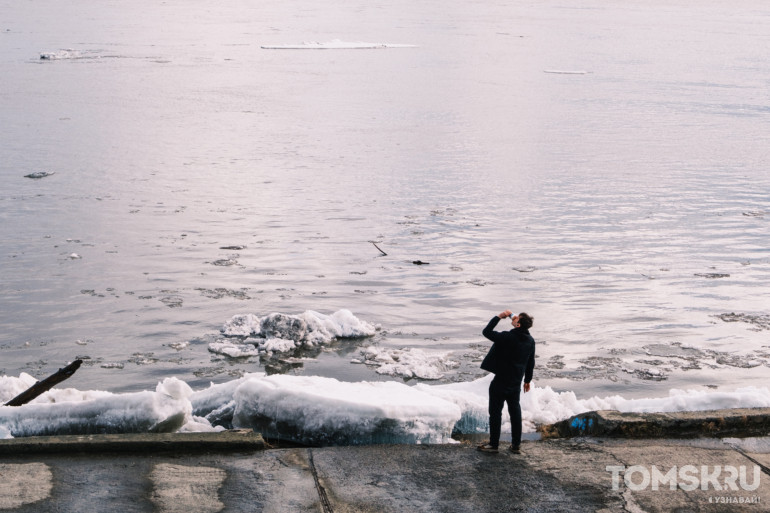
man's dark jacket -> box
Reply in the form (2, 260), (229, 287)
(480, 317), (535, 383)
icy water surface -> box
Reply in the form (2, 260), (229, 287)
(1, 0), (769, 404)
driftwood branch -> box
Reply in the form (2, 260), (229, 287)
(370, 241), (387, 256)
(4, 359), (83, 407)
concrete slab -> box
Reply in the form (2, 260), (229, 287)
(580, 439), (769, 513)
(150, 463), (227, 513)
(310, 443), (621, 512)
(0, 436), (767, 512)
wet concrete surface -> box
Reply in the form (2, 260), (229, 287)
(1, 434), (769, 512)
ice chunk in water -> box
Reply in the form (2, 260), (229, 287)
(221, 313), (261, 337)
(218, 309), (376, 357)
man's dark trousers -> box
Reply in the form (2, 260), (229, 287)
(488, 371), (523, 448)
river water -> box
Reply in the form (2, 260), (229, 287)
(1, 0), (769, 399)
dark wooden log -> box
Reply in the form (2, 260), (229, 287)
(4, 359), (83, 407)
(370, 241), (387, 256)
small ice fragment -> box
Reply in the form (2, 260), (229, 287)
(543, 69), (590, 74)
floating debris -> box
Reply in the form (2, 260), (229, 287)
(370, 241), (387, 256)
(694, 273), (729, 279)
(24, 171), (55, 179)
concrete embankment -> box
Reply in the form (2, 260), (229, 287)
(539, 407), (770, 440)
(0, 409), (769, 512)
(0, 429), (265, 455)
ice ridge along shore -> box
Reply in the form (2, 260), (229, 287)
(3, 371), (770, 444)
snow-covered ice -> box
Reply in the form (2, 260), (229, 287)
(214, 309), (377, 357)
(230, 375), (461, 445)
(0, 376), (209, 438)
(4, 368), (770, 444)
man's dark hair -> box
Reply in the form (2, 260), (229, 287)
(518, 312), (533, 330)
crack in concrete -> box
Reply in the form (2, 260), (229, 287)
(579, 441), (649, 513)
(308, 449), (333, 513)
(729, 445), (770, 477)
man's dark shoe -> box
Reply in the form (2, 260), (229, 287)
(477, 443), (499, 453)
(509, 445), (521, 454)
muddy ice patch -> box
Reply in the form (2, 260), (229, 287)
(535, 341), (770, 384)
(196, 288), (250, 300)
(643, 342), (770, 370)
(716, 312), (770, 332)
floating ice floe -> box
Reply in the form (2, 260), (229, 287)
(354, 345), (459, 380)
(39, 49), (104, 60)
(40, 49), (79, 60)
(215, 309), (377, 357)
(261, 39), (417, 50)
(208, 341), (257, 358)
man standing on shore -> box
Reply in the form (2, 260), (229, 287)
(477, 310), (535, 454)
